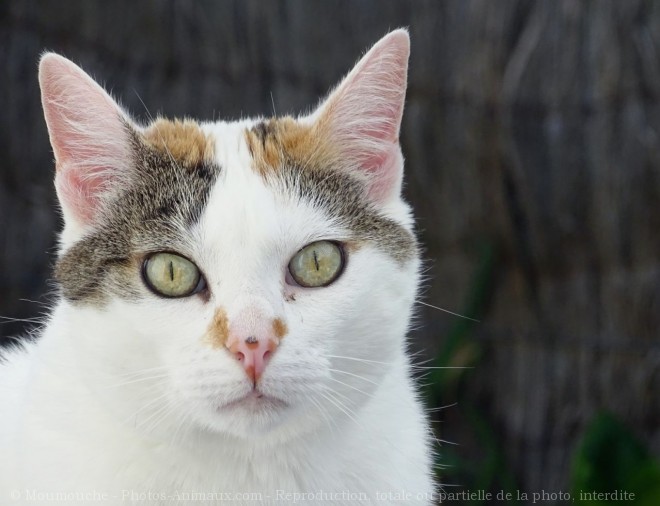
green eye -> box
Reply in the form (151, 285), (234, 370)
(288, 241), (345, 288)
(142, 252), (204, 298)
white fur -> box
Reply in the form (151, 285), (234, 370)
(0, 30), (435, 505)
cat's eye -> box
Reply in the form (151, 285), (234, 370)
(288, 241), (345, 288)
(142, 252), (205, 298)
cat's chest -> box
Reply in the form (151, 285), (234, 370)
(99, 444), (347, 505)
(74, 430), (345, 502)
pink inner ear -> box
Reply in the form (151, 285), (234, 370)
(362, 144), (403, 203)
(316, 30), (410, 202)
(55, 168), (108, 225)
(39, 54), (132, 228)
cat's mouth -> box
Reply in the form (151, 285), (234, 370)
(219, 390), (288, 411)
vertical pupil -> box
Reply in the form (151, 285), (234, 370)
(313, 250), (320, 271)
(168, 260), (174, 281)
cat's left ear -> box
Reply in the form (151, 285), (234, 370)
(312, 29), (410, 203)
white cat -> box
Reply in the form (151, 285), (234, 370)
(0, 30), (435, 505)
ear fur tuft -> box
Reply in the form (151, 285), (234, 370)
(39, 53), (134, 232)
(312, 29), (410, 203)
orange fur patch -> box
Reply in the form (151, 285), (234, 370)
(272, 318), (288, 340)
(244, 117), (334, 174)
(205, 308), (230, 349)
(143, 118), (214, 168)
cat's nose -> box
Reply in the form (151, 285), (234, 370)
(226, 335), (278, 382)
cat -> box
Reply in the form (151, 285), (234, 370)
(0, 29), (434, 505)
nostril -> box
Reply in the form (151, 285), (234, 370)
(263, 350), (272, 362)
(236, 351), (245, 363)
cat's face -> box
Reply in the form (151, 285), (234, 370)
(40, 31), (419, 440)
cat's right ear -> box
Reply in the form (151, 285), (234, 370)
(39, 53), (134, 237)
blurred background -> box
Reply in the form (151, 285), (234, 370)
(1, 1), (659, 504)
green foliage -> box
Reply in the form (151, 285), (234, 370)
(427, 241), (518, 504)
(426, 244), (660, 506)
(571, 413), (660, 505)
(426, 241), (494, 401)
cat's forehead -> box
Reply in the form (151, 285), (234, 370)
(199, 120), (297, 239)
(195, 119), (352, 255)
(142, 116), (416, 259)
(141, 115), (327, 178)
(131, 117), (337, 254)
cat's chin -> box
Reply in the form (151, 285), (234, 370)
(218, 390), (288, 412)
(191, 390), (296, 438)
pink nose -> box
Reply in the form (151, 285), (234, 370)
(227, 336), (278, 382)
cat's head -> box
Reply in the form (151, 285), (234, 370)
(39, 30), (420, 441)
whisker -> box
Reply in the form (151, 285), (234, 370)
(326, 376), (373, 398)
(309, 395), (339, 434)
(319, 390), (362, 428)
(416, 300), (480, 323)
(122, 390), (171, 428)
(270, 91), (277, 117)
(114, 365), (172, 377)
(170, 406), (195, 446)
(133, 89), (156, 124)
(426, 402), (458, 413)
(18, 298), (47, 305)
(325, 354), (393, 366)
(102, 372), (171, 389)
(325, 354), (471, 370)
(411, 365), (474, 370)
(328, 368), (378, 386)
(321, 386), (439, 480)
(134, 395), (177, 434)
(0, 316), (43, 323)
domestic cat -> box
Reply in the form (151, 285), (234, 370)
(0, 30), (434, 505)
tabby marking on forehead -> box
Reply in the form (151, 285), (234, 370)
(144, 118), (214, 169)
(245, 117), (334, 174)
(282, 167), (417, 263)
(245, 118), (417, 264)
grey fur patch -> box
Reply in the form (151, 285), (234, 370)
(55, 128), (220, 305)
(245, 119), (417, 263)
(272, 165), (417, 264)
